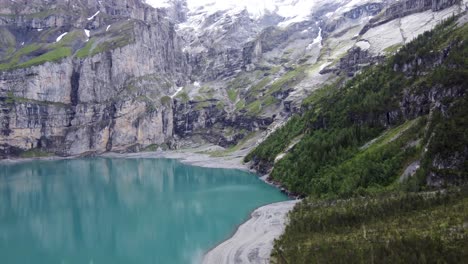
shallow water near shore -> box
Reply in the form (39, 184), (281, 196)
(0, 158), (288, 264)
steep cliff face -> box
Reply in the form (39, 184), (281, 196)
(0, 0), (161, 30)
(172, 98), (274, 148)
(0, 0), (466, 158)
(0, 0), (186, 157)
(361, 0), (463, 34)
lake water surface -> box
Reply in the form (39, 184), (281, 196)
(0, 158), (287, 264)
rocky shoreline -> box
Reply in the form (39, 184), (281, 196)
(202, 200), (300, 264)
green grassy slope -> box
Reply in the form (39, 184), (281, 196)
(0, 20), (136, 71)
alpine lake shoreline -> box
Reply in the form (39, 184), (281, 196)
(0, 148), (299, 264)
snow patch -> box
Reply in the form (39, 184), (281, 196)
(193, 81), (201, 87)
(152, 0), (337, 29)
(37, 28), (43, 32)
(106, 25), (111, 32)
(56, 32), (68, 42)
(312, 27), (322, 46)
(84, 29), (90, 37)
(355, 40), (370, 50)
(87, 10), (100, 21)
(307, 27), (322, 49)
(145, 0), (171, 8)
(170, 87), (184, 98)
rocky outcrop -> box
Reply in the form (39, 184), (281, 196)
(343, 2), (384, 19)
(320, 45), (385, 76)
(181, 9), (264, 82)
(0, 0), (160, 26)
(173, 99), (273, 147)
(0, 0), (465, 158)
(360, 0), (462, 34)
(0, 0), (188, 157)
(428, 148), (468, 187)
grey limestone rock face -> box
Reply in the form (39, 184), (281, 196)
(0, 0), (465, 157)
(0, 0), (186, 157)
(172, 98), (274, 148)
(360, 0), (462, 34)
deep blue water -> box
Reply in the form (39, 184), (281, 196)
(0, 158), (287, 264)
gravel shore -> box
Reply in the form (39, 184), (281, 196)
(203, 200), (299, 264)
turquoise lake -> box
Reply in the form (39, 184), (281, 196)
(0, 158), (287, 264)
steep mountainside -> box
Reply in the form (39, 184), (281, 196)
(0, 0), (187, 156)
(0, 0), (466, 158)
(245, 15), (468, 263)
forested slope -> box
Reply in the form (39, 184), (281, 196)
(245, 15), (468, 263)
(246, 16), (467, 198)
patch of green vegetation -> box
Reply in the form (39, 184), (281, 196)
(49, 30), (82, 50)
(228, 76), (251, 90)
(4, 91), (16, 104)
(263, 95), (278, 107)
(194, 100), (213, 110)
(176, 92), (190, 103)
(75, 39), (94, 58)
(383, 43), (403, 54)
(235, 100), (246, 111)
(216, 101), (225, 110)
(238, 67), (303, 116)
(248, 77), (271, 96)
(243, 95), (280, 116)
(194, 95), (204, 101)
(301, 78), (344, 108)
(91, 36), (131, 56)
(160, 96), (172, 106)
(273, 188), (468, 264)
(0, 44), (42, 70)
(269, 66), (281, 75)
(267, 65), (307, 96)
(245, 100), (262, 116)
(145, 102), (157, 113)
(75, 22), (135, 58)
(4, 47), (15, 56)
(197, 86), (215, 100)
(20, 149), (52, 158)
(18, 47), (71, 68)
(227, 89), (238, 102)
(245, 114), (305, 163)
(0, 13), (15, 18)
(0, 27), (15, 48)
(142, 143), (169, 152)
(203, 131), (256, 157)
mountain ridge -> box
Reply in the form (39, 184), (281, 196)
(0, 0), (465, 158)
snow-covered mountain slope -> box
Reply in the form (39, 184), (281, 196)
(147, 0), (385, 28)
(150, 0), (465, 91)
